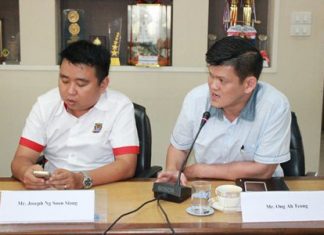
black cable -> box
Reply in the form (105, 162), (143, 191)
(157, 198), (175, 235)
(103, 197), (176, 235)
(103, 198), (157, 234)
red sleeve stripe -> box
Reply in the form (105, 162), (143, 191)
(113, 146), (140, 156)
(19, 137), (45, 153)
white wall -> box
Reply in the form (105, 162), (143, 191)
(263, 0), (324, 172)
(0, 0), (323, 176)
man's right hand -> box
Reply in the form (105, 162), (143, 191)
(155, 170), (188, 186)
(21, 165), (51, 190)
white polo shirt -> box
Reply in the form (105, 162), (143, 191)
(171, 81), (291, 177)
(20, 88), (139, 172)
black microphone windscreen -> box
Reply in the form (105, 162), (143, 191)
(203, 111), (210, 119)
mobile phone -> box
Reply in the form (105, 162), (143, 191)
(33, 170), (51, 179)
(244, 181), (267, 191)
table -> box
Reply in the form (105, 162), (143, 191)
(1, 177), (324, 234)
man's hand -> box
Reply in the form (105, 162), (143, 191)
(48, 169), (83, 190)
(21, 165), (51, 190)
(155, 170), (188, 186)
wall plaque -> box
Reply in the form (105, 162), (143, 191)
(62, 9), (85, 49)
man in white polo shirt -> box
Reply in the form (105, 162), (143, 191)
(156, 36), (291, 185)
(11, 40), (139, 190)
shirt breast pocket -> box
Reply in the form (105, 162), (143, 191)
(240, 144), (256, 161)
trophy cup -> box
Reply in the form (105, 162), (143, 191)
(89, 36), (107, 47)
(243, 0), (252, 26)
(225, 0), (258, 45)
(229, 0), (238, 27)
(108, 18), (122, 66)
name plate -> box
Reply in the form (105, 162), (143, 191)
(241, 191), (324, 222)
(137, 55), (159, 67)
(0, 190), (95, 223)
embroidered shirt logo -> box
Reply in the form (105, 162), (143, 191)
(92, 123), (103, 133)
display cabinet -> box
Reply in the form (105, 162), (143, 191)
(0, 0), (279, 71)
(0, 0), (20, 64)
(208, 0), (275, 68)
(59, 0), (172, 66)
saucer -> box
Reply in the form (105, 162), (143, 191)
(186, 206), (214, 216)
(209, 197), (241, 212)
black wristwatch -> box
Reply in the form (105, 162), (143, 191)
(80, 171), (93, 189)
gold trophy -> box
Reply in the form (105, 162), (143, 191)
(89, 35), (106, 47)
(92, 37), (102, 45)
(230, 0), (238, 26)
(243, 0), (252, 26)
(109, 18), (122, 66)
(111, 32), (121, 65)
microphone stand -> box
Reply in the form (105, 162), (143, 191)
(152, 112), (210, 203)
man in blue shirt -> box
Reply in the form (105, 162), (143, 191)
(157, 36), (291, 185)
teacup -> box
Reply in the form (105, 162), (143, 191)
(215, 185), (242, 211)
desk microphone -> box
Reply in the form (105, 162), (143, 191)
(152, 111), (211, 203)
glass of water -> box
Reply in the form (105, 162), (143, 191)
(190, 181), (212, 215)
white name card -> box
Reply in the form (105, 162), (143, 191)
(241, 191), (324, 223)
(0, 190), (95, 223)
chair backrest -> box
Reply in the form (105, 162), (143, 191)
(133, 103), (153, 176)
(280, 112), (305, 176)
